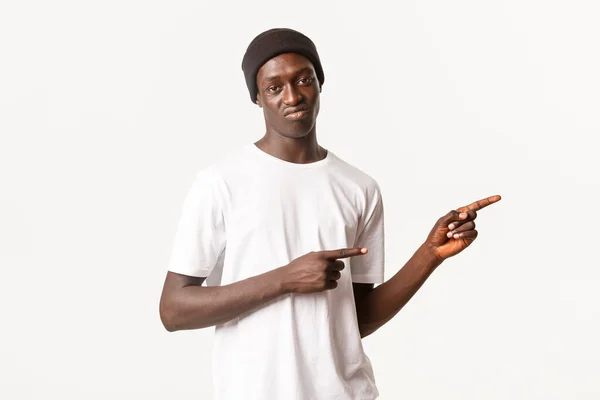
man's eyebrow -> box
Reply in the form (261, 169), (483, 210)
(294, 67), (314, 75)
(262, 75), (280, 84)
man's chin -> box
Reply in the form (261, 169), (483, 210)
(278, 121), (315, 138)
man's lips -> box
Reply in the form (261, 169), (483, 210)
(283, 107), (310, 119)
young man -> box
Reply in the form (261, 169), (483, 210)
(159, 28), (501, 399)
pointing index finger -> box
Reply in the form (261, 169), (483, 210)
(457, 195), (502, 212)
(323, 248), (368, 260)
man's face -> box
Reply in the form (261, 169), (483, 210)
(255, 53), (321, 139)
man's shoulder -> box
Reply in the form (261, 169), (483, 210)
(194, 144), (252, 178)
(329, 150), (381, 192)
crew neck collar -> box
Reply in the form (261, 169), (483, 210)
(248, 143), (332, 169)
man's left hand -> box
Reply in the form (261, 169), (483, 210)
(424, 195), (502, 261)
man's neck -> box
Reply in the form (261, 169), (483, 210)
(254, 130), (326, 165)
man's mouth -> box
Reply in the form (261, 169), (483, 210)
(283, 107), (310, 120)
(285, 110), (309, 119)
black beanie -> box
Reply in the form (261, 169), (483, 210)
(241, 28), (325, 103)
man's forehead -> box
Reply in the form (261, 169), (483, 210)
(257, 53), (316, 82)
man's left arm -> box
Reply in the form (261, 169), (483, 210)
(353, 195), (501, 339)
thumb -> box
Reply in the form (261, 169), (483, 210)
(440, 210), (468, 225)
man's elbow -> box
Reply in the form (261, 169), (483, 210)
(358, 323), (378, 339)
(159, 300), (179, 332)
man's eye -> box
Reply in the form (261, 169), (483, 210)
(298, 77), (314, 85)
(267, 86), (280, 93)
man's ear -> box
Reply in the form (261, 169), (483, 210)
(256, 93), (262, 108)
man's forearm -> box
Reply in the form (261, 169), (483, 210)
(357, 244), (443, 338)
(162, 267), (289, 331)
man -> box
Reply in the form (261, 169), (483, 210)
(159, 28), (501, 399)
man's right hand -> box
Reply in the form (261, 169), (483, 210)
(280, 248), (368, 293)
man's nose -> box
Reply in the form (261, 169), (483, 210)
(282, 84), (302, 106)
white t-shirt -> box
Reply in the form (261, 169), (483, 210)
(168, 143), (385, 400)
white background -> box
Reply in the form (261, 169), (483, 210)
(1, 0), (599, 399)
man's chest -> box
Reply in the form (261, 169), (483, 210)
(224, 174), (363, 249)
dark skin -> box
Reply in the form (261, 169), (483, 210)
(159, 52), (502, 338)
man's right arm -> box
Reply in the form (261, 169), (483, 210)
(159, 268), (288, 332)
(159, 247), (366, 332)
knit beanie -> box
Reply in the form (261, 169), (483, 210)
(241, 28), (325, 103)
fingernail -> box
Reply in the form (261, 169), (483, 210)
(448, 224), (455, 230)
(447, 232), (453, 238)
(361, 248), (368, 253)
(459, 213), (467, 218)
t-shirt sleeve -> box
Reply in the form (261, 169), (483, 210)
(167, 168), (227, 278)
(351, 182), (385, 284)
